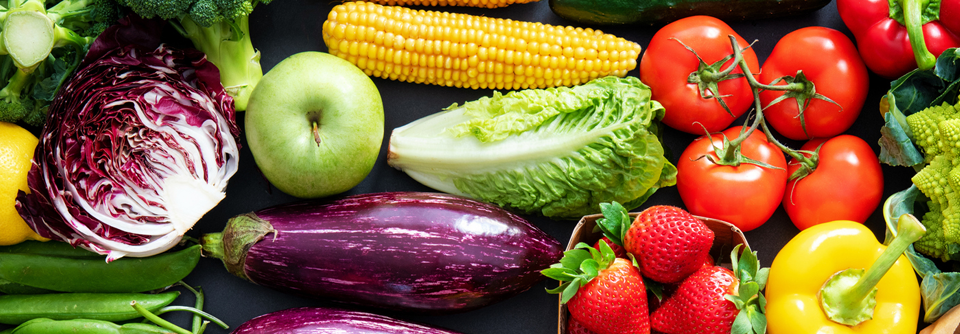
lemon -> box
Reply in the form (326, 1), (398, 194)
(0, 121), (47, 245)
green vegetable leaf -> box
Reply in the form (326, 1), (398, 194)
(543, 240), (620, 304)
(878, 109), (925, 167)
(882, 185), (960, 323)
(388, 76), (676, 219)
(890, 69), (946, 116)
(595, 201), (630, 246)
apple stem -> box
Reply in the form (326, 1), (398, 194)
(313, 121), (321, 146)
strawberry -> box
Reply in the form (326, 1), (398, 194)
(623, 205), (714, 283)
(593, 236), (627, 258)
(651, 244), (767, 334)
(543, 241), (650, 334)
(566, 316), (598, 334)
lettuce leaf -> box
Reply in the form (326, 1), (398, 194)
(387, 76), (675, 219)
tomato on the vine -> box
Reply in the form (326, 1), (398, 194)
(759, 26), (869, 140)
(639, 16), (760, 135)
(783, 135), (883, 230)
(677, 126), (788, 232)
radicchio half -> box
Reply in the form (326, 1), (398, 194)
(15, 17), (240, 261)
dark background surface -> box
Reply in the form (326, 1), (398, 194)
(2, 0), (925, 332)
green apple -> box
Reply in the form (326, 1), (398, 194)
(245, 52), (384, 198)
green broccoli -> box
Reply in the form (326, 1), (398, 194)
(0, 0), (120, 126)
(113, 0), (273, 111)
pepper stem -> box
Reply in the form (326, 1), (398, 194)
(818, 214), (926, 325)
(901, 0), (937, 70)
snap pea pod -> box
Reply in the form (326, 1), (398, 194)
(0, 241), (100, 258)
(0, 279), (51, 295)
(0, 245), (200, 293)
(4, 318), (174, 334)
(0, 292), (179, 325)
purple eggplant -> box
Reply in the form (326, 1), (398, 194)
(232, 307), (463, 334)
(201, 192), (562, 313)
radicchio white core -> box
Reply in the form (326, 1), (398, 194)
(15, 19), (240, 261)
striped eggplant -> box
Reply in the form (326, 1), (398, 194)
(232, 307), (463, 334)
(201, 192), (563, 313)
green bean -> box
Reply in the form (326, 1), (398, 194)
(0, 278), (51, 295)
(0, 292), (179, 325)
(5, 318), (174, 334)
(0, 241), (100, 258)
(0, 245), (200, 293)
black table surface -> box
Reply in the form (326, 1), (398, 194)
(2, 0), (927, 333)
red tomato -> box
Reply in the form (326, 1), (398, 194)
(783, 135), (884, 230)
(759, 27), (869, 140)
(639, 16), (760, 135)
(677, 126), (788, 232)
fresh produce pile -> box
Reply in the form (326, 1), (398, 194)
(1, 0), (959, 333)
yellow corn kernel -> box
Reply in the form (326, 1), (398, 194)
(356, 0), (538, 8)
(323, 1), (642, 90)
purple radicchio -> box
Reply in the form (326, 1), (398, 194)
(15, 17), (240, 261)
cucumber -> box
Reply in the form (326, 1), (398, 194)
(548, 0), (831, 25)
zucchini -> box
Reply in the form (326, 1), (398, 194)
(548, 0), (831, 25)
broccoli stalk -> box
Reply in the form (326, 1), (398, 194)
(0, 0), (116, 126)
(0, 0), (94, 70)
(176, 13), (261, 111)
(115, 0), (273, 111)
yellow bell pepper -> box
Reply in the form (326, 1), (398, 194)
(766, 216), (924, 334)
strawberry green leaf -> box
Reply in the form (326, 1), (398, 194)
(725, 294), (747, 309)
(644, 277), (663, 301)
(541, 267), (577, 281)
(560, 249), (592, 271)
(748, 305), (767, 334)
(596, 201), (631, 246)
(739, 281), (760, 302)
(756, 267), (770, 289)
(544, 241), (620, 303)
(580, 259), (600, 277)
(597, 239), (616, 266)
(560, 278), (582, 304)
(731, 310), (752, 334)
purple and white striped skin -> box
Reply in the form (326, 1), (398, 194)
(202, 192), (563, 313)
(231, 307), (464, 334)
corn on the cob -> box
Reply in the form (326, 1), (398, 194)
(322, 1), (642, 90)
(356, 0), (538, 8)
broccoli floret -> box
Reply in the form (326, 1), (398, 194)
(114, 0), (272, 111)
(0, 0), (118, 125)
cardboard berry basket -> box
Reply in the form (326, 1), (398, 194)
(556, 212), (750, 334)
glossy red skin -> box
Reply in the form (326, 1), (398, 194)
(759, 27), (869, 140)
(639, 16), (760, 135)
(783, 135), (884, 230)
(837, 0), (960, 79)
(677, 126), (788, 232)
(567, 258), (650, 334)
(651, 266), (739, 334)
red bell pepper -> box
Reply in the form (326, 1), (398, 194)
(837, 0), (960, 78)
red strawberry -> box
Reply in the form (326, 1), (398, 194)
(566, 316), (598, 334)
(623, 205), (714, 284)
(543, 242), (650, 334)
(567, 257), (649, 334)
(593, 236), (627, 258)
(651, 244), (767, 334)
(652, 266), (739, 334)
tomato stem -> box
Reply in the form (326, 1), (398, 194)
(726, 35), (819, 173)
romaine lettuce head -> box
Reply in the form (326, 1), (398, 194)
(387, 76), (676, 219)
